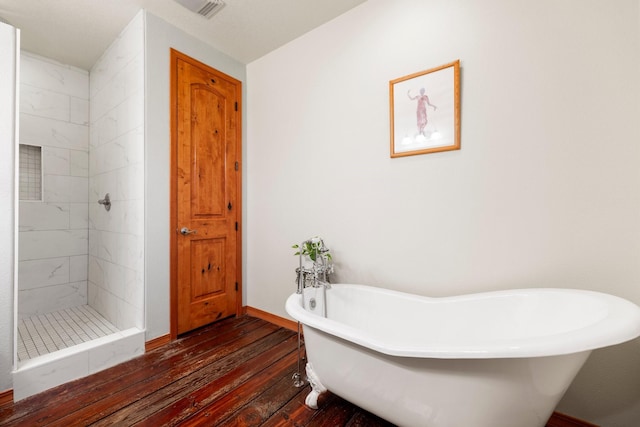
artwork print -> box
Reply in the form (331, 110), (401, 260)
(390, 60), (460, 157)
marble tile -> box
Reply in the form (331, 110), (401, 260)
(19, 229), (88, 261)
(88, 258), (142, 328)
(88, 328), (144, 373)
(90, 75), (127, 124)
(95, 230), (117, 263)
(18, 281), (88, 319)
(70, 149), (88, 177)
(43, 175), (88, 203)
(20, 85), (70, 122)
(115, 298), (136, 330)
(90, 112), (117, 149)
(18, 257), (70, 290)
(117, 233), (143, 271)
(88, 199), (112, 233)
(90, 11), (143, 98)
(88, 256), (105, 289)
(19, 202), (69, 231)
(70, 97), (89, 126)
(102, 260), (126, 298)
(20, 114), (89, 151)
(43, 146), (70, 176)
(124, 272), (145, 327)
(90, 55), (143, 125)
(96, 199), (142, 236)
(88, 229), (100, 257)
(116, 163), (144, 201)
(12, 350), (89, 401)
(88, 232), (142, 281)
(88, 170), (117, 205)
(124, 54), (144, 101)
(86, 280), (98, 307)
(90, 129), (143, 176)
(126, 199), (145, 236)
(70, 255), (88, 282)
(89, 139), (128, 176)
(87, 282), (118, 326)
(69, 202), (89, 229)
(20, 51), (89, 99)
(116, 95), (144, 141)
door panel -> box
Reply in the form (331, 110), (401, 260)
(191, 85), (226, 217)
(171, 50), (241, 335)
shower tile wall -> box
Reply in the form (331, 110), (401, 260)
(18, 52), (89, 319)
(88, 12), (145, 331)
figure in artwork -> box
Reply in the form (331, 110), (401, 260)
(407, 88), (437, 136)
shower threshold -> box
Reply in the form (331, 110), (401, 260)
(18, 305), (120, 362)
(13, 306), (145, 401)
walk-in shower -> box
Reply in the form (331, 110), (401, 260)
(13, 12), (146, 400)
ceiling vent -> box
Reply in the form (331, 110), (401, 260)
(174, 0), (226, 19)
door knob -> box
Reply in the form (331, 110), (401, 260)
(180, 227), (197, 235)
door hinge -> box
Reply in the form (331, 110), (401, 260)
(234, 101), (238, 111)
(235, 222), (238, 231)
(235, 282), (238, 291)
(235, 161), (239, 171)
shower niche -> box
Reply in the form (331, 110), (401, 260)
(13, 14), (146, 401)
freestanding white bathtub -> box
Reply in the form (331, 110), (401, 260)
(285, 284), (640, 427)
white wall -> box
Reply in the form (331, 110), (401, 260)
(18, 52), (89, 319)
(0, 21), (18, 393)
(144, 12), (246, 341)
(247, 0), (640, 425)
(89, 11), (145, 330)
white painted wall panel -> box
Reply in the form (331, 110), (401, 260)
(246, 0), (640, 425)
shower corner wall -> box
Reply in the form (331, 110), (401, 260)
(87, 9), (145, 333)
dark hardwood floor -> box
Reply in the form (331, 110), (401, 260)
(0, 315), (392, 426)
(0, 315), (588, 426)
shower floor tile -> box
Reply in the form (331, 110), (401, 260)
(17, 305), (120, 362)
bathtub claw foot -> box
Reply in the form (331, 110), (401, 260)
(304, 363), (327, 409)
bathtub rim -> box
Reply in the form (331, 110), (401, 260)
(285, 284), (640, 359)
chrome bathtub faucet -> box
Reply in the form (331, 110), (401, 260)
(314, 279), (331, 290)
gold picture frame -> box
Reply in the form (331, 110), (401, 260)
(390, 60), (460, 158)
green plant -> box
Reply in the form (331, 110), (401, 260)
(292, 238), (332, 262)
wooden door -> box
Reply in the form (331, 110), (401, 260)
(171, 49), (242, 335)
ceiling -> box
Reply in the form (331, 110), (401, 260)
(0, 0), (367, 70)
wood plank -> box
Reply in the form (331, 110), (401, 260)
(261, 387), (341, 427)
(124, 333), (296, 426)
(216, 367), (307, 427)
(305, 392), (358, 427)
(56, 327), (290, 427)
(170, 344), (298, 426)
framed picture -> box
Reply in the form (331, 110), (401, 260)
(389, 60), (460, 158)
